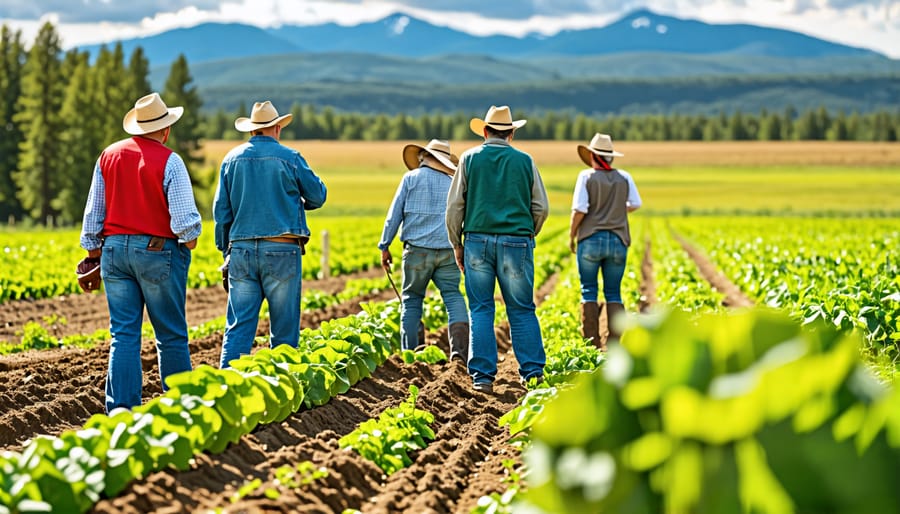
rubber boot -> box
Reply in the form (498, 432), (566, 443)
(448, 322), (470, 364)
(606, 302), (626, 348)
(581, 302), (600, 349)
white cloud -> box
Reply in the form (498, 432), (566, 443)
(1, 0), (898, 57)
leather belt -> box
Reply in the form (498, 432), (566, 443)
(263, 236), (301, 244)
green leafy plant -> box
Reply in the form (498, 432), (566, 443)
(401, 345), (448, 364)
(339, 384), (435, 475)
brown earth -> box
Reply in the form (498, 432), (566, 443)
(0, 255), (662, 514)
(671, 232), (754, 309)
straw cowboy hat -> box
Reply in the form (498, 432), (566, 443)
(469, 105), (527, 136)
(122, 92), (183, 135)
(234, 101), (293, 132)
(402, 139), (459, 174)
(578, 133), (624, 166)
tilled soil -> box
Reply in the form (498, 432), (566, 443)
(0, 241), (744, 513)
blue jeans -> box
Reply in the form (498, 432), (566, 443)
(220, 239), (302, 367)
(400, 245), (468, 351)
(464, 233), (545, 384)
(577, 230), (628, 303)
(101, 235), (192, 412)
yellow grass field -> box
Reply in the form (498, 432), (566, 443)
(202, 140), (900, 216)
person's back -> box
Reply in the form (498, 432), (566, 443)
(214, 101), (327, 368)
(379, 139), (469, 360)
(461, 144), (535, 236)
(79, 92), (201, 412)
(446, 105), (549, 394)
(218, 138), (322, 243)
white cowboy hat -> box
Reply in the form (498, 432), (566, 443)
(469, 105), (526, 136)
(578, 133), (624, 166)
(234, 101), (293, 132)
(122, 92), (183, 136)
(402, 139), (459, 174)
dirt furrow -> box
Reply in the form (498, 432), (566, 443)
(671, 231), (754, 308)
(0, 288), (396, 450)
(91, 325), (524, 514)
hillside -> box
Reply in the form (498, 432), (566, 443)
(197, 73), (900, 116)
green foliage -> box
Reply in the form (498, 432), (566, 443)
(400, 345), (448, 364)
(522, 307), (900, 514)
(163, 54), (204, 174)
(13, 21), (66, 224)
(339, 384), (436, 475)
(0, 25), (26, 220)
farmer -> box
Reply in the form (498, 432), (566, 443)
(79, 92), (202, 412)
(214, 100), (327, 367)
(446, 105), (550, 394)
(569, 133), (642, 350)
(378, 139), (469, 361)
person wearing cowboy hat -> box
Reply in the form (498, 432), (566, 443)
(378, 139), (470, 361)
(446, 105), (550, 394)
(569, 133), (642, 351)
(214, 100), (327, 367)
(79, 92), (202, 412)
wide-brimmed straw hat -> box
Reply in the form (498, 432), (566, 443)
(578, 133), (624, 166)
(234, 101), (293, 132)
(402, 139), (459, 174)
(122, 92), (183, 135)
(469, 105), (526, 136)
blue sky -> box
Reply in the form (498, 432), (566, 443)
(1, 0), (898, 57)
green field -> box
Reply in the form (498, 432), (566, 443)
(199, 140), (900, 216)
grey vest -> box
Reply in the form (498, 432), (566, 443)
(577, 169), (631, 246)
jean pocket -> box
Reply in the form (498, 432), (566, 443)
(134, 248), (172, 284)
(611, 236), (629, 264)
(501, 240), (529, 278)
(403, 247), (428, 271)
(464, 236), (487, 268)
(265, 249), (299, 281)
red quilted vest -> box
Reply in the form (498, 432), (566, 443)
(100, 137), (177, 239)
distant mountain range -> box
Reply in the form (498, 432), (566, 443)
(76, 9), (897, 116)
(80, 9), (882, 66)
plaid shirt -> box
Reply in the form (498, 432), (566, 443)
(80, 152), (202, 250)
(378, 165), (454, 250)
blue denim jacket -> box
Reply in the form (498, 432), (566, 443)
(213, 136), (327, 254)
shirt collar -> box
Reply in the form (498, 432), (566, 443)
(484, 137), (511, 147)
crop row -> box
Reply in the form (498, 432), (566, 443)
(671, 217), (900, 351)
(0, 217), (393, 304)
(0, 301), (402, 513)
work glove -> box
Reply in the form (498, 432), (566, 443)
(76, 256), (102, 292)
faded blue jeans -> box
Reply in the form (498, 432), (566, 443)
(101, 234), (193, 412)
(464, 233), (545, 384)
(220, 239), (302, 367)
(401, 245), (468, 350)
(577, 230), (628, 303)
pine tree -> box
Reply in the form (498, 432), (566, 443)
(126, 46), (152, 100)
(13, 22), (66, 225)
(55, 50), (103, 223)
(0, 25), (25, 221)
(163, 54), (204, 176)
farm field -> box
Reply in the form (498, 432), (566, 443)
(1, 141), (899, 513)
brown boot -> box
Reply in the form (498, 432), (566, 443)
(448, 322), (469, 363)
(581, 302), (600, 349)
(606, 302), (625, 347)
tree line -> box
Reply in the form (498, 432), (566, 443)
(1, 22), (898, 226)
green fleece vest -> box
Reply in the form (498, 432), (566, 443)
(463, 144), (535, 236)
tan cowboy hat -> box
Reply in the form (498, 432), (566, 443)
(234, 101), (293, 132)
(578, 133), (624, 166)
(402, 139), (459, 174)
(469, 105), (527, 136)
(122, 92), (183, 135)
